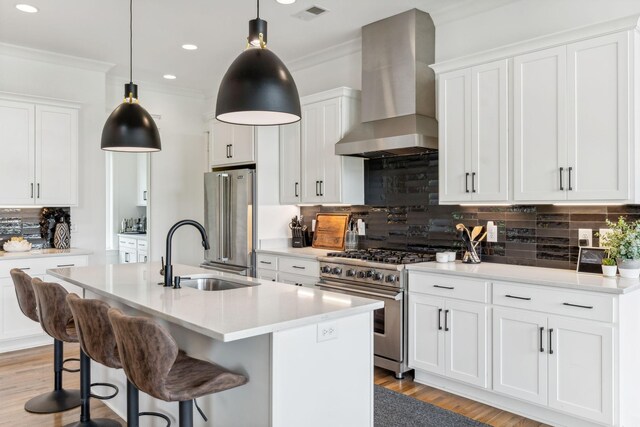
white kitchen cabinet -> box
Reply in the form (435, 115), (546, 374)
(279, 123), (301, 204)
(438, 60), (508, 203)
(136, 153), (148, 206)
(118, 235), (147, 264)
(0, 98), (78, 206)
(408, 293), (445, 374)
(256, 269), (278, 281)
(493, 307), (548, 405)
(209, 120), (255, 168)
(255, 251), (319, 289)
(278, 272), (318, 288)
(548, 316), (613, 424)
(296, 88), (364, 205)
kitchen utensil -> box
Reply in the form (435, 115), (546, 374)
(473, 231), (488, 249)
(471, 225), (483, 241)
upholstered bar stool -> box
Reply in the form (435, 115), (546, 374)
(9, 269), (81, 413)
(108, 308), (249, 427)
(31, 278), (119, 427)
(66, 294), (171, 427)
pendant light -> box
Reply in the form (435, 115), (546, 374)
(216, 0), (301, 126)
(101, 0), (161, 152)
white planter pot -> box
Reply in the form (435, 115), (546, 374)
(617, 259), (640, 279)
(601, 265), (618, 277)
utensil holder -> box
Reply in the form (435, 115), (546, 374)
(291, 226), (306, 248)
(462, 241), (481, 264)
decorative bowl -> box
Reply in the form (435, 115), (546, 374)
(3, 240), (32, 252)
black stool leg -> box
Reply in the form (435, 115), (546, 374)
(63, 351), (121, 427)
(24, 339), (81, 414)
(179, 400), (193, 427)
(127, 380), (139, 427)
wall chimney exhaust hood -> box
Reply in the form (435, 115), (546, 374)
(335, 9), (438, 158)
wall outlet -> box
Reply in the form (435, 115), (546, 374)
(486, 221), (498, 243)
(70, 224), (78, 233)
(578, 228), (592, 247)
(357, 219), (366, 236)
(317, 322), (338, 342)
(599, 228), (612, 247)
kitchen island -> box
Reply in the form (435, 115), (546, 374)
(48, 262), (382, 427)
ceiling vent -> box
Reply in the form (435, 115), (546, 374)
(293, 5), (328, 21)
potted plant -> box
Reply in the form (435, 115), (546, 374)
(601, 256), (617, 277)
(599, 217), (640, 279)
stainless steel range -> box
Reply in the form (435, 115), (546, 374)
(316, 249), (435, 378)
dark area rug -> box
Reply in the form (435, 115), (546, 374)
(375, 385), (490, 427)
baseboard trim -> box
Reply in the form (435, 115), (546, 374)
(0, 334), (51, 353)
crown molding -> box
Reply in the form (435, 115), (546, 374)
(0, 91), (82, 108)
(0, 42), (114, 73)
(286, 37), (361, 72)
(429, 0), (516, 25)
(106, 75), (206, 100)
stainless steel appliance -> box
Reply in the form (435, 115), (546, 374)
(317, 249), (435, 378)
(201, 168), (255, 276)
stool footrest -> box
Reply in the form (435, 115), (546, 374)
(194, 398), (208, 422)
(90, 382), (119, 401)
(62, 357), (80, 373)
(140, 411), (171, 427)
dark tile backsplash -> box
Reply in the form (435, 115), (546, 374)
(0, 207), (70, 249)
(300, 153), (636, 270)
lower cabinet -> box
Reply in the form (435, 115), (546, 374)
(118, 235), (148, 264)
(409, 293), (488, 388)
(255, 252), (319, 289)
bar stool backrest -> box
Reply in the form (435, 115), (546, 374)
(66, 294), (122, 369)
(31, 278), (77, 343)
(10, 269), (39, 322)
(108, 308), (179, 401)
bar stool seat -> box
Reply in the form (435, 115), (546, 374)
(32, 278), (120, 427)
(9, 269), (81, 414)
(108, 308), (248, 427)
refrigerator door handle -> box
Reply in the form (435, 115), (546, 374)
(218, 173), (231, 261)
(224, 174), (232, 261)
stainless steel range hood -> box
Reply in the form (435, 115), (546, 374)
(335, 9), (438, 158)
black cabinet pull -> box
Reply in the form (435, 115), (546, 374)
(549, 328), (554, 354)
(294, 182), (299, 197)
(37, 183), (40, 198)
(292, 266), (305, 270)
(438, 308), (442, 330)
(559, 167), (564, 190)
(444, 309), (450, 331)
(143, 190), (147, 201)
(465, 173), (470, 193)
(260, 261), (272, 265)
(434, 285), (455, 290)
(539, 327), (545, 353)
(319, 180), (324, 196)
(315, 181), (320, 196)
(30, 183), (34, 198)
(568, 167), (573, 191)
(229, 144), (233, 158)
(56, 264), (75, 267)
(18, 267), (30, 271)
(505, 294), (531, 301)
(471, 172), (476, 193)
(563, 302), (593, 309)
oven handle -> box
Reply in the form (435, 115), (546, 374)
(316, 283), (402, 301)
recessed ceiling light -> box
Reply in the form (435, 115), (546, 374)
(276, 0), (296, 4)
(16, 4), (38, 13)
(181, 44), (198, 50)
(163, 74), (177, 80)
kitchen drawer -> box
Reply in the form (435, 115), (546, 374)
(256, 269), (278, 282)
(0, 255), (88, 278)
(278, 257), (319, 277)
(493, 282), (615, 323)
(256, 253), (278, 271)
(137, 240), (148, 250)
(409, 272), (489, 303)
(278, 272), (318, 288)
(119, 237), (137, 251)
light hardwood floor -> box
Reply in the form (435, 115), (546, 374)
(0, 343), (546, 426)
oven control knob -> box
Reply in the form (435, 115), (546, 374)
(321, 266), (332, 274)
(365, 270), (374, 278)
(386, 275), (397, 283)
(331, 267), (342, 275)
(373, 272), (384, 281)
(356, 270), (367, 279)
(346, 269), (357, 277)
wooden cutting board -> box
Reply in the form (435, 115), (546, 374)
(312, 213), (350, 250)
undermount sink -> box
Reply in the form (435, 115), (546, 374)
(180, 276), (257, 291)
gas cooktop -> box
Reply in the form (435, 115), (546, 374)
(325, 249), (436, 265)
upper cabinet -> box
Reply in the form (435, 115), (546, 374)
(433, 20), (637, 204)
(0, 97), (78, 206)
(208, 120), (255, 168)
(279, 88), (364, 205)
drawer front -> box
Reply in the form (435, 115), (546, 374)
(493, 282), (614, 322)
(278, 257), (319, 277)
(137, 240), (148, 250)
(256, 254), (278, 271)
(0, 255), (88, 278)
(256, 269), (278, 282)
(119, 238), (137, 251)
(409, 272), (489, 303)
(278, 272), (318, 288)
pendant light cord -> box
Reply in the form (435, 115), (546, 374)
(129, 0), (133, 84)
(256, 0), (259, 18)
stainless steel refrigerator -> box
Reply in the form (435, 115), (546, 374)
(201, 168), (255, 276)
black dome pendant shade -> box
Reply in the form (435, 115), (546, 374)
(101, 0), (161, 152)
(216, 0), (301, 126)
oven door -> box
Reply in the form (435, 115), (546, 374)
(316, 280), (403, 363)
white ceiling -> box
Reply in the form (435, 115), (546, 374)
(0, 0), (506, 96)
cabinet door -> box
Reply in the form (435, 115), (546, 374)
(471, 60), (509, 201)
(493, 308), (548, 405)
(567, 32), (629, 201)
(35, 105), (78, 206)
(229, 125), (255, 164)
(548, 316), (613, 425)
(317, 98), (342, 203)
(210, 121), (234, 167)
(136, 153), (148, 206)
(408, 293), (445, 375)
(0, 277), (45, 342)
(444, 299), (488, 388)
(438, 69), (472, 203)
(300, 103), (324, 203)
(119, 249), (136, 264)
(513, 47), (567, 201)
(0, 100), (35, 205)
(279, 123), (301, 204)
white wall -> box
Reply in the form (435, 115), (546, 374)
(0, 52), (109, 264)
(107, 80), (208, 265)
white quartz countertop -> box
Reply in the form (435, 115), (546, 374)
(406, 261), (640, 294)
(255, 247), (331, 259)
(47, 262), (383, 342)
(0, 248), (92, 260)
